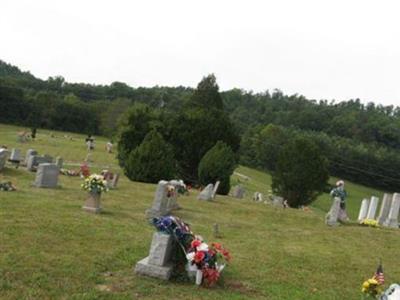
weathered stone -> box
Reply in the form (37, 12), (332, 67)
(272, 196), (284, 207)
(55, 156), (63, 169)
(82, 192), (102, 213)
(366, 196), (379, 220)
(110, 173), (119, 189)
(325, 197), (341, 226)
(146, 181), (171, 218)
(27, 155), (53, 171)
(0, 149), (9, 171)
(24, 149), (38, 165)
(377, 194), (392, 225)
(134, 232), (174, 280)
(9, 148), (21, 162)
(384, 193), (400, 228)
(232, 185), (245, 199)
(197, 184), (214, 201)
(34, 163), (59, 188)
(211, 181), (220, 199)
(357, 198), (370, 221)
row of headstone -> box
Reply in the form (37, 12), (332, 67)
(357, 193), (400, 228)
(0, 149), (10, 171)
(146, 180), (181, 218)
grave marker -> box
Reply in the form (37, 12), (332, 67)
(357, 198), (370, 222)
(146, 181), (172, 218)
(384, 193), (400, 228)
(377, 193), (392, 225)
(34, 163), (59, 188)
(211, 181), (220, 200)
(197, 183), (214, 201)
(232, 185), (245, 199)
(326, 197), (341, 226)
(366, 196), (379, 220)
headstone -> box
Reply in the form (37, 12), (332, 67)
(24, 149), (38, 165)
(377, 194), (393, 225)
(211, 181), (220, 200)
(384, 193), (400, 228)
(55, 156), (63, 169)
(146, 181), (172, 218)
(197, 184), (214, 201)
(272, 196), (284, 207)
(213, 223), (221, 238)
(357, 198), (370, 221)
(110, 173), (120, 189)
(325, 197), (341, 226)
(0, 149), (9, 171)
(82, 192), (102, 213)
(9, 148), (21, 162)
(27, 155), (53, 171)
(135, 232), (175, 280)
(232, 185), (245, 199)
(258, 193), (263, 202)
(34, 163), (59, 188)
(366, 196), (379, 220)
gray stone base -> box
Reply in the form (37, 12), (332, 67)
(82, 206), (102, 214)
(385, 219), (399, 228)
(134, 257), (173, 280)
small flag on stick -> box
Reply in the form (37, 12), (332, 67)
(374, 260), (385, 285)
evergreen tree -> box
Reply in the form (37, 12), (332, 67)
(272, 137), (329, 207)
(198, 141), (237, 195)
(188, 74), (223, 110)
(124, 130), (176, 183)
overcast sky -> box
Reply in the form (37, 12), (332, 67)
(1, 0), (399, 106)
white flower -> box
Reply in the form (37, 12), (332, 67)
(197, 242), (209, 252)
(186, 252), (195, 262)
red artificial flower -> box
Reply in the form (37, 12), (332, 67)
(191, 239), (201, 249)
(222, 249), (231, 262)
(202, 267), (220, 287)
(208, 249), (216, 256)
(194, 251), (206, 264)
(212, 242), (222, 251)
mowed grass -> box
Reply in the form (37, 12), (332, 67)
(0, 124), (399, 300)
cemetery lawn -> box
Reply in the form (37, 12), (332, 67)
(1, 124), (399, 300)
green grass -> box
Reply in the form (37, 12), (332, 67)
(1, 124), (399, 300)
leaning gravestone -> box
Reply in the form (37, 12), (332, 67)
(0, 149), (9, 171)
(366, 196), (379, 220)
(377, 193), (393, 225)
(146, 181), (172, 218)
(34, 163), (59, 188)
(325, 197), (341, 226)
(357, 198), (370, 222)
(197, 183), (214, 201)
(384, 193), (400, 228)
(211, 181), (220, 200)
(135, 232), (175, 280)
(232, 185), (245, 199)
(24, 149), (38, 165)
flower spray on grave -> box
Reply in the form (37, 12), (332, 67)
(360, 219), (379, 228)
(152, 215), (231, 287)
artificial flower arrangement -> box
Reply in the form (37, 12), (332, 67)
(152, 215), (231, 287)
(360, 219), (379, 227)
(81, 174), (108, 194)
(0, 181), (16, 191)
(361, 263), (400, 299)
(362, 277), (383, 299)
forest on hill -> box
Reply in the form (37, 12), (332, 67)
(1, 59), (400, 191)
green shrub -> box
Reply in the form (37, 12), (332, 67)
(198, 141), (237, 195)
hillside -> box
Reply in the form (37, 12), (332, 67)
(1, 124), (398, 300)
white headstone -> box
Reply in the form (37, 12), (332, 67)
(134, 232), (174, 280)
(198, 184), (214, 201)
(366, 196), (379, 220)
(384, 193), (400, 228)
(357, 198), (370, 221)
(34, 163), (59, 188)
(326, 197), (341, 226)
(211, 181), (220, 199)
(377, 194), (393, 225)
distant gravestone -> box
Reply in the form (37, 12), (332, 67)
(211, 181), (220, 199)
(34, 163), (59, 188)
(366, 196), (379, 220)
(377, 194), (393, 225)
(0, 149), (9, 171)
(55, 156), (63, 169)
(384, 193), (400, 228)
(9, 148), (21, 162)
(135, 232), (175, 280)
(232, 185), (245, 199)
(197, 184), (214, 201)
(24, 149), (38, 165)
(146, 181), (172, 218)
(272, 196), (284, 207)
(109, 173), (119, 189)
(357, 198), (370, 222)
(27, 155), (53, 171)
(325, 197), (341, 226)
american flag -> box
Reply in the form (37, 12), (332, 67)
(374, 262), (385, 285)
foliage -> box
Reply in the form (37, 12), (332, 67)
(198, 141), (237, 195)
(81, 174), (108, 193)
(360, 219), (379, 227)
(124, 130), (176, 183)
(272, 137), (329, 207)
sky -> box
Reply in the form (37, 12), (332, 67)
(1, 0), (400, 106)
